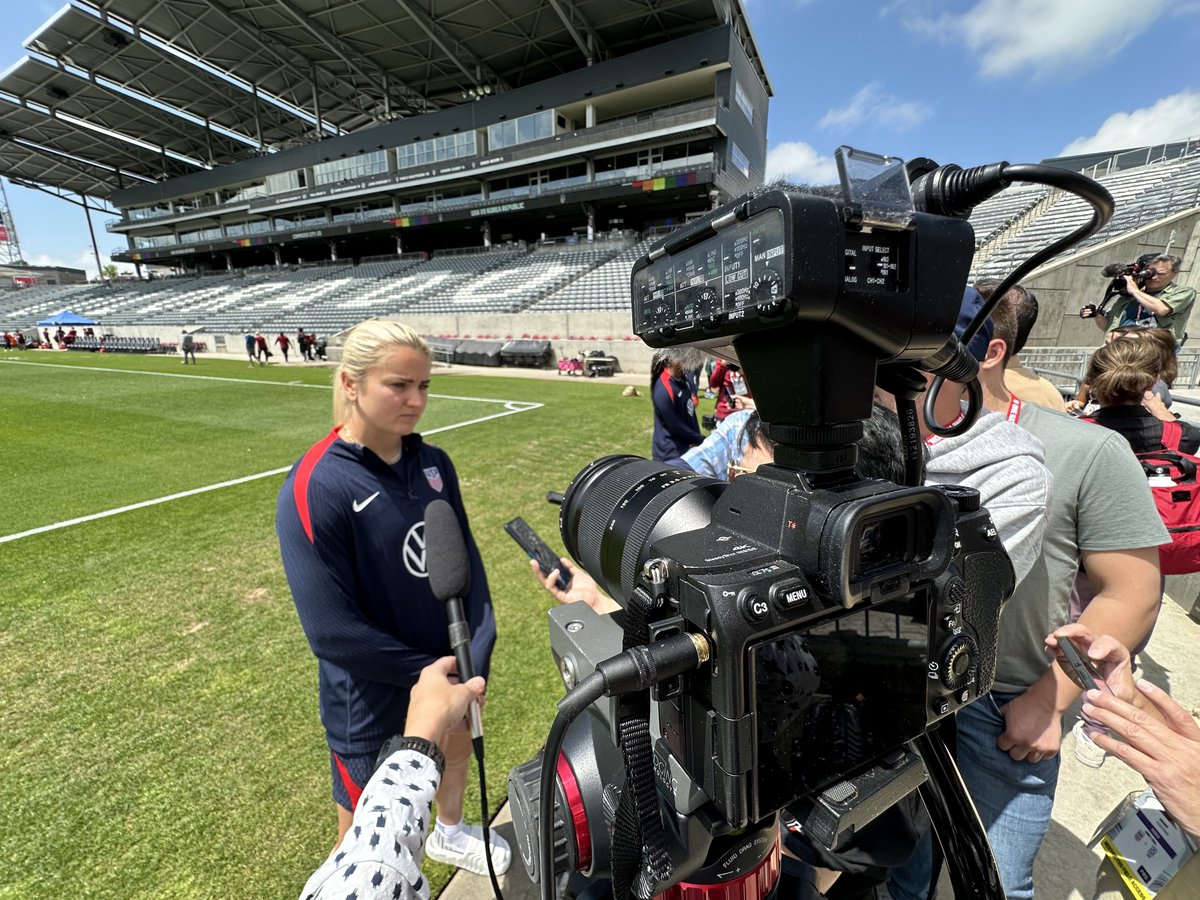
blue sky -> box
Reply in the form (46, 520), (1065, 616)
(6, 0), (1200, 278)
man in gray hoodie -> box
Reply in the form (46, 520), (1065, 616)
(877, 286), (1052, 587)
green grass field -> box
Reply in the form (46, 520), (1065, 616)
(0, 352), (704, 899)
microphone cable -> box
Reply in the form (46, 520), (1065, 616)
(424, 499), (505, 900)
(909, 161), (1115, 439)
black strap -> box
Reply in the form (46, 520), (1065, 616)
(609, 587), (673, 900)
(1138, 449), (1198, 483)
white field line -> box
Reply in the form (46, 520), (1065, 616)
(0, 359), (537, 405)
(0, 377), (543, 544)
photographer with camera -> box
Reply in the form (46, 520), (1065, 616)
(298, 657), (486, 900)
(1082, 255), (1195, 343)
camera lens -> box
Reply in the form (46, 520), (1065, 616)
(560, 455), (724, 602)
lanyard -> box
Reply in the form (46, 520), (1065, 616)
(1006, 395), (1023, 424)
(924, 409), (965, 447)
(924, 396), (1021, 447)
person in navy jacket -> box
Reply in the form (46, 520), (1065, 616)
(651, 347), (706, 464)
(277, 320), (508, 876)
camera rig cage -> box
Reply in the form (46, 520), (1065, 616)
(507, 147), (1115, 900)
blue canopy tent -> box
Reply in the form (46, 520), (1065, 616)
(36, 310), (98, 327)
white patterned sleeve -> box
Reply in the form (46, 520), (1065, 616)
(299, 750), (440, 900)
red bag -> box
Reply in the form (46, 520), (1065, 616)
(1134, 420), (1200, 575)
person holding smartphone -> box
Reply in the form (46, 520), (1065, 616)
(1046, 625), (1200, 843)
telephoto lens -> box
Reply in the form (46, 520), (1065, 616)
(559, 455), (724, 603)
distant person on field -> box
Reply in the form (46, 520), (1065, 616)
(275, 331), (291, 363)
(181, 330), (196, 365)
(650, 347), (704, 465)
(298, 328), (312, 361)
(254, 330), (270, 365)
(244, 331), (256, 366)
(314, 334), (327, 361)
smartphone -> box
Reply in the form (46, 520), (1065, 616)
(1057, 637), (1108, 693)
(504, 517), (571, 591)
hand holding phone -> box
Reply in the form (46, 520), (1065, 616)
(504, 517), (571, 591)
(1057, 637), (1110, 694)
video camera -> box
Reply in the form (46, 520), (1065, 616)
(508, 148), (1022, 900)
(1080, 252), (1161, 319)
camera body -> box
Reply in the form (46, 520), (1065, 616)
(1103, 254), (1160, 295)
(509, 458), (1013, 885)
(568, 457), (1012, 829)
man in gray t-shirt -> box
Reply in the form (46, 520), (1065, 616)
(891, 287), (1166, 900)
(909, 288), (1165, 900)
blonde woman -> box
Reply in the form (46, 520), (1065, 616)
(277, 320), (508, 876)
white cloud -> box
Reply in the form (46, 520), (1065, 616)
(928, 0), (1169, 79)
(1061, 90), (1200, 156)
(818, 82), (932, 132)
(765, 142), (839, 185)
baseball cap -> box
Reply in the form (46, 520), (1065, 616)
(955, 285), (994, 362)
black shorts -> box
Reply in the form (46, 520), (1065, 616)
(330, 750), (376, 811)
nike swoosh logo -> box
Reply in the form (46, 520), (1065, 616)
(352, 491), (380, 513)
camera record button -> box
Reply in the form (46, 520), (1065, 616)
(740, 591), (770, 623)
(770, 578), (812, 611)
(932, 698), (951, 716)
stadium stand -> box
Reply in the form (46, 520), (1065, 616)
(970, 153), (1200, 277)
(404, 246), (618, 315)
(530, 238), (656, 311)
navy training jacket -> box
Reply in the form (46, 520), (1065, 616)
(277, 428), (496, 754)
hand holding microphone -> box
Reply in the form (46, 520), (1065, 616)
(424, 499), (483, 740)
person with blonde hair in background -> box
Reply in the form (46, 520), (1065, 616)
(277, 320), (508, 876)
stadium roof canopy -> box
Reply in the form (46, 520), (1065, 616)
(0, 0), (767, 202)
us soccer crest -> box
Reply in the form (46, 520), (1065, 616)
(424, 466), (444, 492)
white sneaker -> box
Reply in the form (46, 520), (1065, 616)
(425, 823), (512, 876)
(1073, 719), (1107, 768)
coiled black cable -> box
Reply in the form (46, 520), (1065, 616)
(919, 162), (1114, 438)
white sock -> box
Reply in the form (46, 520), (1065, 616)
(436, 819), (466, 842)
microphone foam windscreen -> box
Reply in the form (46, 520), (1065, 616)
(424, 499), (471, 601)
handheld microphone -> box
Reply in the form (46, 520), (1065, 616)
(424, 499), (483, 740)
